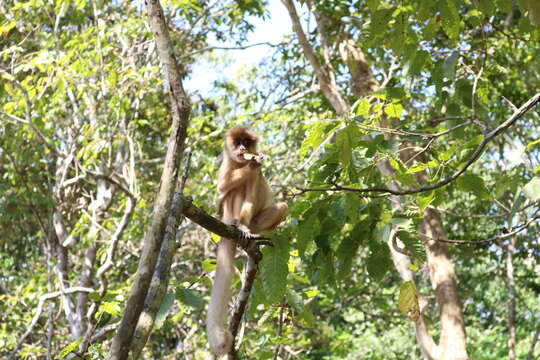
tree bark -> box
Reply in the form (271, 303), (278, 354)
(128, 193), (185, 360)
(107, 0), (191, 358)
(505, 236), (517, 360)
(419, 209), (468, 360)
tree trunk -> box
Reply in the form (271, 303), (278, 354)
(419, 209), (468, 360)
(506, 236), (517, 360)
(107, 0), (191, 358)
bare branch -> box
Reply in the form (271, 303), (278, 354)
(179, 41), (284, 59)
(280, 0), (348, 116)
(181, 195), (269, 258)
(424, 213), (540, 245)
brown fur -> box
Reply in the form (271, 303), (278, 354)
(207, 126), (288, 355)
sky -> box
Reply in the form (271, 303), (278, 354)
(185, 1), (292, 95)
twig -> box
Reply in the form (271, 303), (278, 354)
(423, 212), (540, 245)
(429, 200), (539, 219)
(178, 41), (284, 60)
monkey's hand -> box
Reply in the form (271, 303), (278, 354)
(248, 152), (264, 168)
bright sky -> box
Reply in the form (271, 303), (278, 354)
(185, 1), (292, 95)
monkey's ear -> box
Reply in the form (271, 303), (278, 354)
(245, 129), (259, 142)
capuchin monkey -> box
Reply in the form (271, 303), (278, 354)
(206, 126), (288, 355)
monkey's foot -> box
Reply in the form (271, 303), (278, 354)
(232, 222), (253, 240)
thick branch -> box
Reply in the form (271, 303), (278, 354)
(181, 195), (266, 259)
(129, 154), (191, 360)
(281, 0), (348, 116)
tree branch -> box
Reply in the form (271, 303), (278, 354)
(180, 195), (268, 259)
(227, 254), (260, 360)
(280, 0), (348, 116)
(422, 212), (540, 245)
(296, 93), (540, 197)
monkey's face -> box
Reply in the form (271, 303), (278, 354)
(229, 137), (256, 163)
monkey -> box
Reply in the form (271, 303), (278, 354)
(206, 126), (288, 356)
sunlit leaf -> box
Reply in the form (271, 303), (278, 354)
(523, 177), (540, 201)
(398, 281), (420, 323)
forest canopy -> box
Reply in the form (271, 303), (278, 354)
(1, 0), (539, 359)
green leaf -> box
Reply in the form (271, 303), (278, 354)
(314, 250), (336, 286)
(457, 173), (491, 199)
(366, 242), (391, 281)
(297, 213), (320, 257)
(438, 142), (459, 162)
(99, 301), (121, 316)
(336, 221), (369, 280)
(0, 21), (16, 37)
(355, 97), (370, 117)
(261, 236), (289, 304)
(286, 289), (315, 327)
(384, 103), (403, 118)
(440, 0), (460, 39)
(155, 292), (175, 328)
(398, 281), (420, 322)
(177, 288), (203, 310)
(336, 127), (352, 167)
(300, 121), (328, 159)
(201, 258), (216, 273)
(290, 200), (311, 218)
(417, 190), (435, 212)
(408, 50), (430, 76)
(58, 338), (83, 359)
(495, 175), (518, 199)
(344, 192), (362, 222)
(398, 231), (427, 262)
(523, 177), (540, 201)
(477, 0), (494, 17)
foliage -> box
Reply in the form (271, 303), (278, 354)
(1, 0), (539, 359)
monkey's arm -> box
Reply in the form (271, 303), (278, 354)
(217, 166), (257, 194)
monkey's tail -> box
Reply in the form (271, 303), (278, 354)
(207, 237), (236, 355)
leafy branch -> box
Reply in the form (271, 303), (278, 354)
(296, 93), (540, 197)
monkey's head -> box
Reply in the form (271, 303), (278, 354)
(225, 126), (259, 163)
